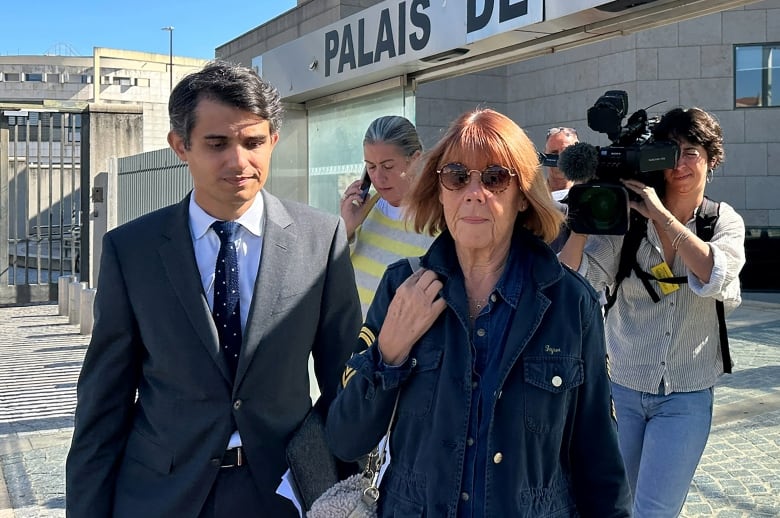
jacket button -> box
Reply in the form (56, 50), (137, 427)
(460, 492), (470, 501)
(476, 328), (486, 337)
(551, 375), (562, 388)
(493, 452), (503, 464)
(467, 437), (474, 446)
(233, 399), (242, 410)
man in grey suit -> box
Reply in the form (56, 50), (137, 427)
(65, 61), (362, 518)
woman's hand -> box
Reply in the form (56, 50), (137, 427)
(377, 268), (447, 366)
(622, 179), (672, 224)
(558, 232), (589, 271)
(340, 179), (372, 241)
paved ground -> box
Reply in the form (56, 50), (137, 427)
(0, 295), (778, 517)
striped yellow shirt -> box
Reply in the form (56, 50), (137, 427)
(351, 198), (435, 316)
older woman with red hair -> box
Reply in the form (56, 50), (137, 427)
(326, 108), (631, 517)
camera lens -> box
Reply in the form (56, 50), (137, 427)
(581, 188), (622, 232)
(568, 183), (630, 235)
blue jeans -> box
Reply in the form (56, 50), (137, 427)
(611, 382), (714, 518)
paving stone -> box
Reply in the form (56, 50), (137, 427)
(1, 300), (778, 516)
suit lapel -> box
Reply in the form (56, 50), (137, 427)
(159, 195), (232, 384)
(235, 191), (296, 386)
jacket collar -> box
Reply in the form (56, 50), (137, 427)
(421, 220), (565, 296)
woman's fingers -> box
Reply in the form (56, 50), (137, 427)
(340, 179), (364, 204)
(401, 269), (443, 303)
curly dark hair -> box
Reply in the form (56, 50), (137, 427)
(652, 107), (724, 168)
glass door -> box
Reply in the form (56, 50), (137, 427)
(307, 87), (415, 214)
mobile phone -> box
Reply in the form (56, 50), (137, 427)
(353, 167), (372, 206)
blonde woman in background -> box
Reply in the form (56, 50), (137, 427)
(341, 116), (436, 315)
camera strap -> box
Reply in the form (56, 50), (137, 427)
(605, 197), (732, 373)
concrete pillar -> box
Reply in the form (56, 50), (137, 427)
(81, 104), (143, 289)
(69, 281), (88, 325)
(80, 288), (97, 335)
(58, 275), (73, 316)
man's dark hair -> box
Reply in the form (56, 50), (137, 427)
(168, 60), (284, 149)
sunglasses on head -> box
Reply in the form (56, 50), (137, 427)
(436, 163), (517, 193)
(546, 127), (578, 138)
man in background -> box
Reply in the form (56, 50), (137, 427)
(545, 126), (579, 201)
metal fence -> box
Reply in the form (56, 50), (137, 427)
(1, 110), (82, 305)
(117, 147), (191, 226)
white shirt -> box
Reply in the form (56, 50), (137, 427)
(551, 188), (570, 202)
(188, 192), (265, 448)
(579, 202), (745, 394)
(189, 194), (265, 331)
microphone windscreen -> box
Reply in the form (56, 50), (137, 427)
(557, 142), (599, 183)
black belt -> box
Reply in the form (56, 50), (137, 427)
(221, 446), (245, 468)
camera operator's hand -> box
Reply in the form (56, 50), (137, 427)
(622, 179), (672, 224)
(558, 232), (589, 271)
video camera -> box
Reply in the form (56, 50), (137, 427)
(546, 90), (679, 235)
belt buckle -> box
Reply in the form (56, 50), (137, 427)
(221, 446), (243, 468)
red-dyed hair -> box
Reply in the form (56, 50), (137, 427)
(406, 108), (563, 243)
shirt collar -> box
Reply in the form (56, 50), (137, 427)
(422, 222), (563, 307)
(188, 191), (265, 240)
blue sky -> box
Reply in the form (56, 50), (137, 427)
(2, 0), (298, 59)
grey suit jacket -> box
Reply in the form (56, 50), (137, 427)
(65, 191), (362, 518)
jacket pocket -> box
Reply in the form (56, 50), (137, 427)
(523, 356), (584, 434)
(380, 467), (426, 517)
(124, 429), (173, 475)
(398, 348), (442, 417)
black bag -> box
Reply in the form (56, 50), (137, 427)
(286, 408), (342, 512)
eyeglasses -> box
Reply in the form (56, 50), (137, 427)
(678, 149), (703, 162)
(437, 163), (518, 193)
(546, 127), (578, 138)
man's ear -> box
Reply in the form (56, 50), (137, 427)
(167, 131), (188, 162)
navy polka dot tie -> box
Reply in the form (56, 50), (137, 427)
(212, 221), (241, 381)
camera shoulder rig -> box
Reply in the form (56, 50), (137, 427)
(604, 197), (732, 373)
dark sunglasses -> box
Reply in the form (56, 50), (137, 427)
(437, 163), (517, 193)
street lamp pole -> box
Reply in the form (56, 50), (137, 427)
(161, 26), (174, 92)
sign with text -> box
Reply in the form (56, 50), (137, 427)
(261, 0), (542, 100)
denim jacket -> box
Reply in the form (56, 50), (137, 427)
(326, 224), (631, 517)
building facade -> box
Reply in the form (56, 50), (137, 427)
(215, 0), (778, 230)
(0, 48), (207, 151)
(0, 49), (208, 302)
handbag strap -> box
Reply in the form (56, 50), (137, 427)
(362, 256), (419, 504)
(362, 391), (400, 504)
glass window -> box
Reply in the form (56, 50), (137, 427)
(24, 73), (44, 82)
(306, 88), (414, 214)
(735, 43), (779, 108)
